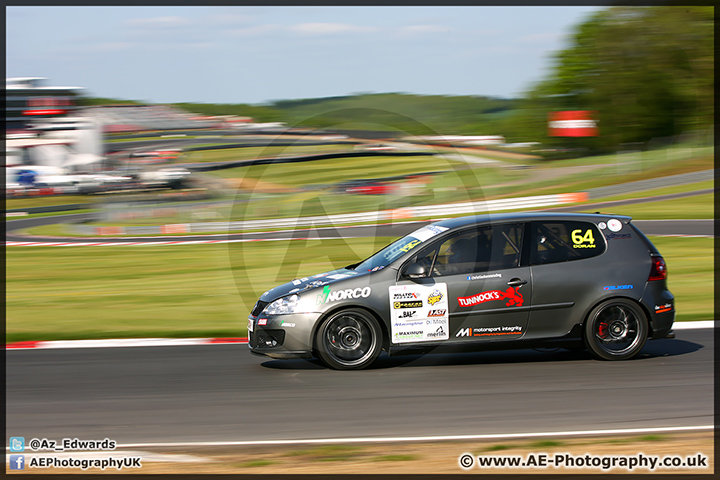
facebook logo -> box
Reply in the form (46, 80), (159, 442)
(9, 436), (25, 452)
(9, 454), (25, 470)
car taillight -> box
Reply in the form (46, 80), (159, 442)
(649, 255), (667, 281)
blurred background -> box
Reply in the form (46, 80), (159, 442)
(5, 6), (714, 341)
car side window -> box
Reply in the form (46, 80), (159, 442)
(428, 224), (523, 277)
(530, 221), (604, 265)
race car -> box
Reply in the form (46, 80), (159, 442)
(248, 213), (674, 369)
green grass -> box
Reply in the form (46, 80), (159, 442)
(5, 237), (395, 343)
(577, 194), (713, 220)
(5, 235), (711, 342)
(286, 445), (364, 462)
(182, 143), (357, 163)
(369, 454), (418, 462)
(592, 180), (713, 202)
(235, 460), (278, 468)
(650, 237), (713, 322)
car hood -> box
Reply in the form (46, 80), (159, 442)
(260, 268), (365, 303)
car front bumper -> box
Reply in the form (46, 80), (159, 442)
(247, 312), (320, 359)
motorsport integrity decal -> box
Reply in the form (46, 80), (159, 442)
(457, 287), (524, 307)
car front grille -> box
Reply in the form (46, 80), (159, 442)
(252, 329), (285, 348)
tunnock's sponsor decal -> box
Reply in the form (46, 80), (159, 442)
(317, 285), (371, 304)
(457, 287), (524, 307)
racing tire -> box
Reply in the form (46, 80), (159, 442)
(315, 308), (383, 370)
(584, 299), (648, 360)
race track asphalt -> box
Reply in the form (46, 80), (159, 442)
(6, 329), (713, 445)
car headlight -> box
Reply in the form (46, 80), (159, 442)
(262, 294), (300, 315)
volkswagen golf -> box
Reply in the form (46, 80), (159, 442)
(248, 213), (674, 369)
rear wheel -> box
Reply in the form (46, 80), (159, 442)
(584, 299), (648, 360)
(315, 308), (382, 370)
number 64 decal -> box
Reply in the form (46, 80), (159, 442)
(572, 229), (596, 248)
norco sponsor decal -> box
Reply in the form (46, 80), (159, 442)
(655, 303), (673, 314)
(428, 309), (446, 317)
(603, 285), (633, 291)
(467, 273), (502, 281)
(427, 289), (443, 306)
(571, 229), (596, 249)
(457, 287), (524, 307)
(317, 285), (371, 305)
(456, 325), (523, 337)
(394, 301), (423, 309)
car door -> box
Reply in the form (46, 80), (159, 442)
(395, 223), (531, 345)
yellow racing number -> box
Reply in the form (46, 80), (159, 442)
(571, 229), (596, 248)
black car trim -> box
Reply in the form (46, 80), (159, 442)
(448, 302), (574, 317)
(528, 302), (575, 311)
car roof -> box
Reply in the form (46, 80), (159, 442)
(432, 212), (633, 230)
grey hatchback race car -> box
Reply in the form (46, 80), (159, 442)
(248, 213), (674, 369)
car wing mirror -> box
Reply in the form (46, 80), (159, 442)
(402, 262), (426, 279)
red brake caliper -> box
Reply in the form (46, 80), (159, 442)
(598, 322), (608, 338)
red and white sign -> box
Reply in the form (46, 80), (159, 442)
(457, 287), (524, 307)
(548, 111), (598, 137)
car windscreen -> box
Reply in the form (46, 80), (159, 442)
(352, 224), (449, 272)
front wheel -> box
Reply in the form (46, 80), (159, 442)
(584, 299), (648, 360)
(315, 308), (383, 370)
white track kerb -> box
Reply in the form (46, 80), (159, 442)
(4, 321), (713, 350)
(107, 425), (717, 449)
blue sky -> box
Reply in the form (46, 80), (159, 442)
(7, 6), (603, 105)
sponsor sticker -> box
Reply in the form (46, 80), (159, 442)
(456, 325), (524, 337)
(457, 287), (524, 307)
(389, 283), (449, 343)
(655, 303), (673, 314)
(427, 289), (444, 306)
(257, 318), (268, 326)
(411, 225), (450, 242)
(317, 285), (372, 305)
(394, 301), (423, 309)
(467, 273), (502, 281)
(606, 233), (631, 240)
(603, 285), (633, 291)
(607, 219), (622, 232)
(598, 222), (607, 230)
